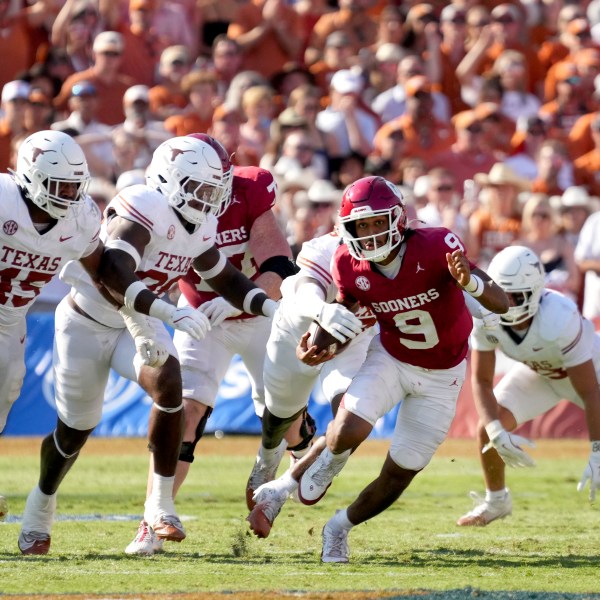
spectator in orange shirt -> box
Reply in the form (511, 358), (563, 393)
(149, 45), (191, 121)
(469, 162), (528, 266)
(432, 109), (496, 191)
(305, 0), (378, 67)
(209, 103), (259, 166)
(164, 71), (220, 137)
(574, 113), (600, 197)
(540, 61), (589, 145)
(531, 139), (574, 197)
(309, 30), (357, 96)
(212, 35), (244, 99)
(239, 84), (276, 160)
(373, 75), (455, 165)
(228, 0), (303, 79)
(54, 31), (135, 126)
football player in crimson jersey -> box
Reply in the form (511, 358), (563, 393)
(125, 133), (299, 556)
(294, 175), (509, 563)
(457, 246), (600, 527)
(19, 135), (280, 556)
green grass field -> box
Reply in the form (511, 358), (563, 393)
(1, 437), (600, 598)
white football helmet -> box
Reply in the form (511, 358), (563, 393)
(338, 176), (407, 263)
(12, 130), (90, 219)
(146, 136), (227, 225)
(487, 245), (545, 325)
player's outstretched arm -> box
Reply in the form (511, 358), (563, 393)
(193, 245), (278, 318)
(446, 250), (509, 315)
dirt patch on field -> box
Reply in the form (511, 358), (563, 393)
(0, 436), (588, 459)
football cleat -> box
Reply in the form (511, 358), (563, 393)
(246, 482), (290, 538)
(245, 439), (287, 510)
(298, 449), (349, 505)
(144, 499), (186, 542)
(321, 517), (349, 563)
(18, 531), (51, 555)
(125, 520), (163, 556)
(456, 490), (513, 527)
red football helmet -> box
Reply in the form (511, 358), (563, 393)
(187, 133), (234, 216)
(338, 176), (406, 262)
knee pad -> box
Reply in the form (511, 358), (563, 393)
(287, 409), (317, 452)
(262, 407), (304, 448)
(178, 406), (213, 463)
(389, 445), (430, 472)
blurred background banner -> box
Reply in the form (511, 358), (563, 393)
(4, 312), (588, 440)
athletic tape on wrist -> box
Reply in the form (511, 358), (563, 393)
(463, 274), (484, 298)
(148, 298), (175, 322)
(123, 281), (149, 311)
(485, 419), (504, 441)
(153, 402), (183, 414)
(243, 288), (263, 314)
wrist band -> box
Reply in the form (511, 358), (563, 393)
(485, 419), (504, 441)
(262, 298), (278, 318)
(243, 288), (263, 314)
(123, 281), (148, 311)
(105, 239), (142, 269)
(463, 274), (485, 298)
(148, 298), (175, 322)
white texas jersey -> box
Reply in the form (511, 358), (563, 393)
(66, 184), (218, 328)
(0, 173), (100, 327)
(471, 289), (600, 380)
(279, 231), (342, 332)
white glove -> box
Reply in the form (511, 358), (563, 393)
(481, 310), (501, 330)
(316, 303), (363, 343)
(577, 442), (600, 501)
(120, 307), (169, 368)
(199, 296), (242, 327)
(482, 421), (536, 468)
(149, 299), (211, 341)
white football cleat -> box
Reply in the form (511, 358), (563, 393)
(321, 517), (349, 563)
(144, 499), (186, 542)
(298, 449), (349, 505)
(456, 490), (513, 527)
(247, 481), (290, 538)
(245, 439), (287, 510)
(19, 486), (56, 555)
(125, 520), (163, 556)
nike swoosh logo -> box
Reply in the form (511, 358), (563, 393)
(202, 236), (211, 241)
(59, 235), (73, 242)
(20, 335), (25, 344)
(532, 347), (543, 351)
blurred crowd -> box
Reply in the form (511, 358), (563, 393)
(3, 0), (600, 319)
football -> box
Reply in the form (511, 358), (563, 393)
(306, 320), (350, 355)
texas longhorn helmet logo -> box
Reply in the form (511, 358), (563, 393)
(169, 147), (193, 161)
(31, 147), (54, 162)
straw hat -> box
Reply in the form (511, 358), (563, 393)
(474, 163), (531, 191)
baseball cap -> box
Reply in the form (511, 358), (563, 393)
(330, 69), (363, 95)
(307, 179), (342, 204)
(160, 45), (189, 67)
(93, 31), (123, 54)
(71, 81), (97, 97)
(375, 43), (404, 64)
(440, 5), (466, 23)
(124, 84), (150, 104)
(1, 80), (30, 104)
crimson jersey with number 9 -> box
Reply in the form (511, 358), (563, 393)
(333, 227), (476, 369)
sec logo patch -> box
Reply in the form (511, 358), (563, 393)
(355, 276), (370, 291)
(3, 220), (17, 235)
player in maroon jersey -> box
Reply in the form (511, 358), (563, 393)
(296, 175), (509, 563)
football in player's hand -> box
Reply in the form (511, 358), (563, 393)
(306, 321), (350, 355)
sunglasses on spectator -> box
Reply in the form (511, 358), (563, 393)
(170, 59), (187, 67)
(292, 145), (314, 152)
(466, 125), (483, 133)
(470, 20), (490, 27)
(528, 127), (545, 136)
(492, 16), (515, 24)
(532, 212), (551, 220)
(449, 17), (466, 25)
(417, 14), (438, 23)
(101, 51), (121, 57)
(435, 184), (454, 192)
(563, 76), (581, 85)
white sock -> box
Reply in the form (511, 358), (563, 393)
(485, 488), (508, 502)
(330, 509), (354, 531)
(280, 470), (298, 493)
(260, 440), (286, 462)
(151, 474), (175, 503)
(324, 447), (351, 464)
(22, 486), (56, 532)
(290, 446), (311, 460)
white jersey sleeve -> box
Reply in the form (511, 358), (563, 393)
(294, 231), (342, 300)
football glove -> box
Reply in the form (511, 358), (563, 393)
(482, 424), (536, 468)
(149, 300), (211, 341)
(199, 296), (242, 327)
(577, 443), (600, 501)
(316, 303), (363, 344)
(120, 307), (169, 368)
